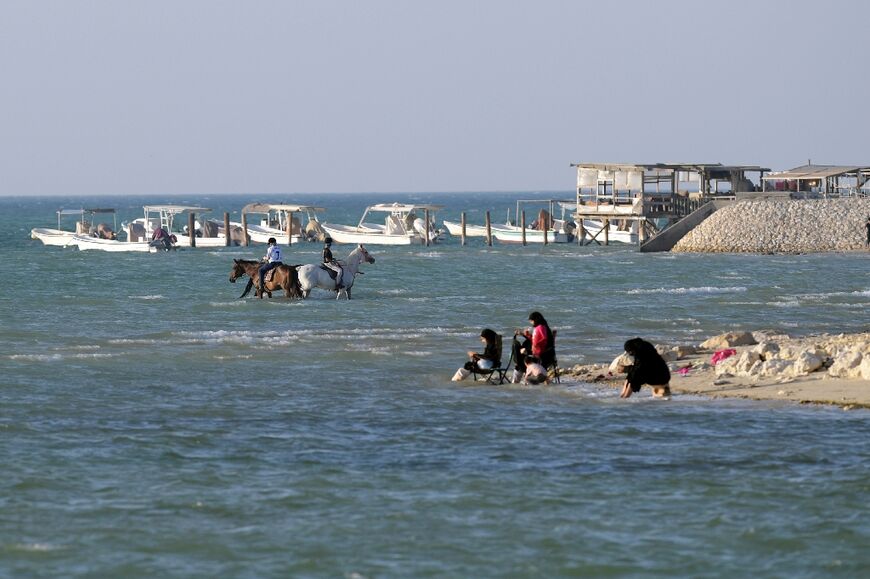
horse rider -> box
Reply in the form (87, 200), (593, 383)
(322, 236), (343, 290)
(258, 237), (283, 296)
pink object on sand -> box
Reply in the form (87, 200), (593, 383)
(711, 348), (737, 365)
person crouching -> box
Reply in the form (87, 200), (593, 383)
(620, 337), (671, 399)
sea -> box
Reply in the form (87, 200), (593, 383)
(1, 192), (869, 578)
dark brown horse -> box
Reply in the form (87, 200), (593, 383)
(229, 259), (302, 299)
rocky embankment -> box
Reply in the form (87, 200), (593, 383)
(564, 331), (870, 407)
(672, 198), (870, 253)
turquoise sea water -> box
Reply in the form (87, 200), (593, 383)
(2, 193), (869, 578)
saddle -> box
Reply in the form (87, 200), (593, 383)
(319, 263), (346, 290)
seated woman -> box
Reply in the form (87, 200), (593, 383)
(620, 337), (671, 399)
(452, 328), (501, 381)
(510, 328), (532, 383)
(523, 356), (550, 385)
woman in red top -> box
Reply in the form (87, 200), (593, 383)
(528, 311), (554, 369)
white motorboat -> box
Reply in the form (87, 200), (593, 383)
(321, 203), (443, 245)
(123, 205), (229, 250)
(490, 199), (579, 244)
(442, 219), (514, 237)
(577, 219), (638, 244)
(31, 208), (118, 247)
(72, 235), (153, 252)
(223, 203), (327, 244)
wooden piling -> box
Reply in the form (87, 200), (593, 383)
(241, 213), (249, 247)
(224, 212), (231, 247)
(543, 219), (548, 245)
(485, 211), (492, 247)
(188, 213), (196, 247)
(460, 212), (467, 246)
(521, 210), (527, 246)
(603, 219), (609, 245)
(424, 209), (430, 246)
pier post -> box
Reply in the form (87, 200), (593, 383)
(460, 212), (467, 246)
(521, 210), (526, 246)
(424, 209), (430, 246)
(603, 218), (609, 245)
(485, 211), (492, 247)
(188, 213), (196, 247)
(286, 212), (293, 247)
(224, 212), (231, 247)
(578, 219), (586, 245)
(543, 217), (548, 245)
(241, 213), (249, 247)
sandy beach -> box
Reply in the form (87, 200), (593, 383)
(565, 331), (870, 409)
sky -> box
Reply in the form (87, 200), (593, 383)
(1, 0), (868, 196)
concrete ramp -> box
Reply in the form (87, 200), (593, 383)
(640, 199), (732, 253)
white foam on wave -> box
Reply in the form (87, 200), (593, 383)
(378, 289), (410, 295)
(804, 289), (870, 300)
(130, 295), (164, 300)
(8, 352), (117, 362)
(9, 542), (64, 552)
(625, 286), (747, 295)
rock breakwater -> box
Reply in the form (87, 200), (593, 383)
(672, 198), (870, 253)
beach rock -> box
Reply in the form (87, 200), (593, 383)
(656, 346), (678, 361)
(792, 350), (825, 376)
(759, 358), (793, 377)
(701, 331), (757, 350)
(608, 353), (634, 374)
(753, 341), (780, 360)
(860, 357), (870, 380)
(715, 350), (762, 376)
(828, 349), (863, 378)
(672, 345), (697, 359)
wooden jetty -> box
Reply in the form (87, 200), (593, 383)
(571, 162), (770, 250)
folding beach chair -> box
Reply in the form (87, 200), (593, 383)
(470, 333), (512, 385)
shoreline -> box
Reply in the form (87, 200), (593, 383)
(564, 331), (870, 409)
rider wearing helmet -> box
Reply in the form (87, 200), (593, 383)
(258, 237), (282, 296)
(322, 236), (343, 290)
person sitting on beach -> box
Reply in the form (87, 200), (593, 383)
(523, 356), (549, 385)
(258, 237), (282, 296)
(619, 337), (671, 399)
(322, 236), (344, 290)
(452, 328), (501, 381)
(528, 311), (555, 370)
(510, 328), (533, 383)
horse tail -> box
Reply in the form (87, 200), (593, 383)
(239, 278), (254, 298)
(288, 264), (303, 298)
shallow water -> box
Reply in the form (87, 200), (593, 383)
(2, 193), (869, 577)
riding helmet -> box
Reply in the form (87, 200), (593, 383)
(267, 237), (276, 244)
(324, 236), (333, 245)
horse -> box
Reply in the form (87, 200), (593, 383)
(296, 244), (375, 299)
(229, 259), (302, 299)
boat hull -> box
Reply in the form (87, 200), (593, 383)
(72, 235), (154, 252)
(321, 223), (415, 245)
(31, 228), (76, 247)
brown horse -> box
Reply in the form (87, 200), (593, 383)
(229, 259), (302, 299)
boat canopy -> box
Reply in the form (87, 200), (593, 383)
(241, 203), (325, 214)
(142, 205), (212, 214)
(57, 208), (116, 216)
(365, 203), (444, 213)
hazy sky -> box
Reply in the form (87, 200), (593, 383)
(2, 0), (867, 196)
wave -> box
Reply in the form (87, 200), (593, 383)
(7, 352), (117, 362)
(625, 286), (747, 295)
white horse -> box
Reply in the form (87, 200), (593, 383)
(296, 244), (375, 299)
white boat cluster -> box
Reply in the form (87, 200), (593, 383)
(31, 198), (645, 252)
